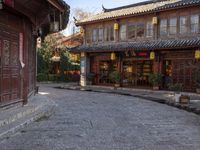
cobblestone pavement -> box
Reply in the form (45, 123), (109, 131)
(1, 84), (200, 150)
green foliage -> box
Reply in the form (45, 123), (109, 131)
(109, 71), (121, 84)
(37, 34), (80, 82)
(168, 83), (183, 92)
(148, 73), (162, 86)
(48, 74), (58, 81)
(194, 74), (200, 88)
(37, 40), (54, 75)
(37, 73), (48, 82)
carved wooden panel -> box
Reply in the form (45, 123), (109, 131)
(3, 40), (10, 66)
(0, 26), (21, 106)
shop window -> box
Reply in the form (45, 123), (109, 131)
(92, 29), (98, 42)
(120, 24), (127, 41)
(128, 24), (136, 39)
(104, 26), (114, 41)
(169, 17), (177, 35)
(137, 23), (145, 37)
(160, 19), (167, 36)
(190, 14), (199, 33)
(146, 21), (153, 37)
(98, 28), (103, 42)
(180, 16), (188, 34)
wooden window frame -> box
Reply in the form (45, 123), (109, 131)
(127, 23), (136, 40)
(98, 28), (104, 42)
(159, 19), (168, 37)
(119, 24), (127, 41)
(190, 14), (199, 34)
(169, 17), (177, 35)
(92, 28), (98, 43)
(86, 29), (91, 44)
(136, 23), (145, 38)
(179, 16), (188, 34)
(146, 21), (153, 37)
(104, 26), (114, 42)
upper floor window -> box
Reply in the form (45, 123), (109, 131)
(137, 23), (145, 37)
(98, 28), (103, 42)
(104, 26), (114, 41)
(92, 29), (98, 42)
(86, 29), (91, 44)
(169, 17), (177, 35)
(120, 24), (127, 40)
(160, 19), (167, 36)
(146, 21), (153, 37)
(128, 24), (136, 39)
(190, 14), (199, 33)
(180, 16), (187, 34)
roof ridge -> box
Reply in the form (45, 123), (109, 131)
(104, 0), (171, 12)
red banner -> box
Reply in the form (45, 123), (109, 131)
(3, 0), (14, 7)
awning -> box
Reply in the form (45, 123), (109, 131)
(70, 37), (200, 53)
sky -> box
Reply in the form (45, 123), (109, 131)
(63, 0), (146, 35)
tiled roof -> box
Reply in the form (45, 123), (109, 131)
(70, 37), (200, 52)
(76, 0), (200, 25)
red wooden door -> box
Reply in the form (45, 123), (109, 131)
(172, 59), (200, 91)
(0, 25), (21, 106)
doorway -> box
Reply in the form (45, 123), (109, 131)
(122, 60), (153, 87)
(98, 60), (118, 85)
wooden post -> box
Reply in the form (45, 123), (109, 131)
(22, 19), (29, 105)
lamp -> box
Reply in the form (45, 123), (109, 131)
(150, 51), (155, 60)
(152, 17), (158, 25)
(111, 52), (116, 60)
(195, 50), (200, 59)
(114, 23), (119, 30)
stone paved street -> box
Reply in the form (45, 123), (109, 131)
(1, 84), (200, 150)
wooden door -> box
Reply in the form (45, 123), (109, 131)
(172, 59), (200, 91)
(0, 25), (21, 106)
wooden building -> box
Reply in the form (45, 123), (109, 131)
(71, 0), (200, 92)
(0, 0), (70, 107)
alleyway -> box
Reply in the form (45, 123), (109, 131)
(1, 84), (200, 150)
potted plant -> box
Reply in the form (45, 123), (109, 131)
(168, 83), (184, 103)
(86, 73), (95, 85)
(148, 73), (162, 90)
(109, 71), (121, 89)
(194, 74), (200, 94)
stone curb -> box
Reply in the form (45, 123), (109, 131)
(0, 96), (56, 138)
(57, 86), (200, 116)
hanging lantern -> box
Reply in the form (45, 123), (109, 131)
(152, 17), (158, 25)
(80, 27), (85, 34)
(114, 23), (119, 30)
(111, 52), (116, 60)
(195, 50), (200, 59)
(150, 51), (155, 60)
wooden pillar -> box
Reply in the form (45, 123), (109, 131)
(80, 52), (88, 87)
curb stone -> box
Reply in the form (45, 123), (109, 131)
(0, 96), (57, 139)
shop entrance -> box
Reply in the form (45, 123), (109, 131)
(122, 60), (153, 87)
(98, 61), (118, 85)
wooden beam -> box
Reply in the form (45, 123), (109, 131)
(47, 0), (64, 13)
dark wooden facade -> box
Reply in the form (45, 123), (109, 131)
(0, 0), (69, 107)
(72, 0), (200, 92)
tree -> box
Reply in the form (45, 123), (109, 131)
(64, 8), (95, 35)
